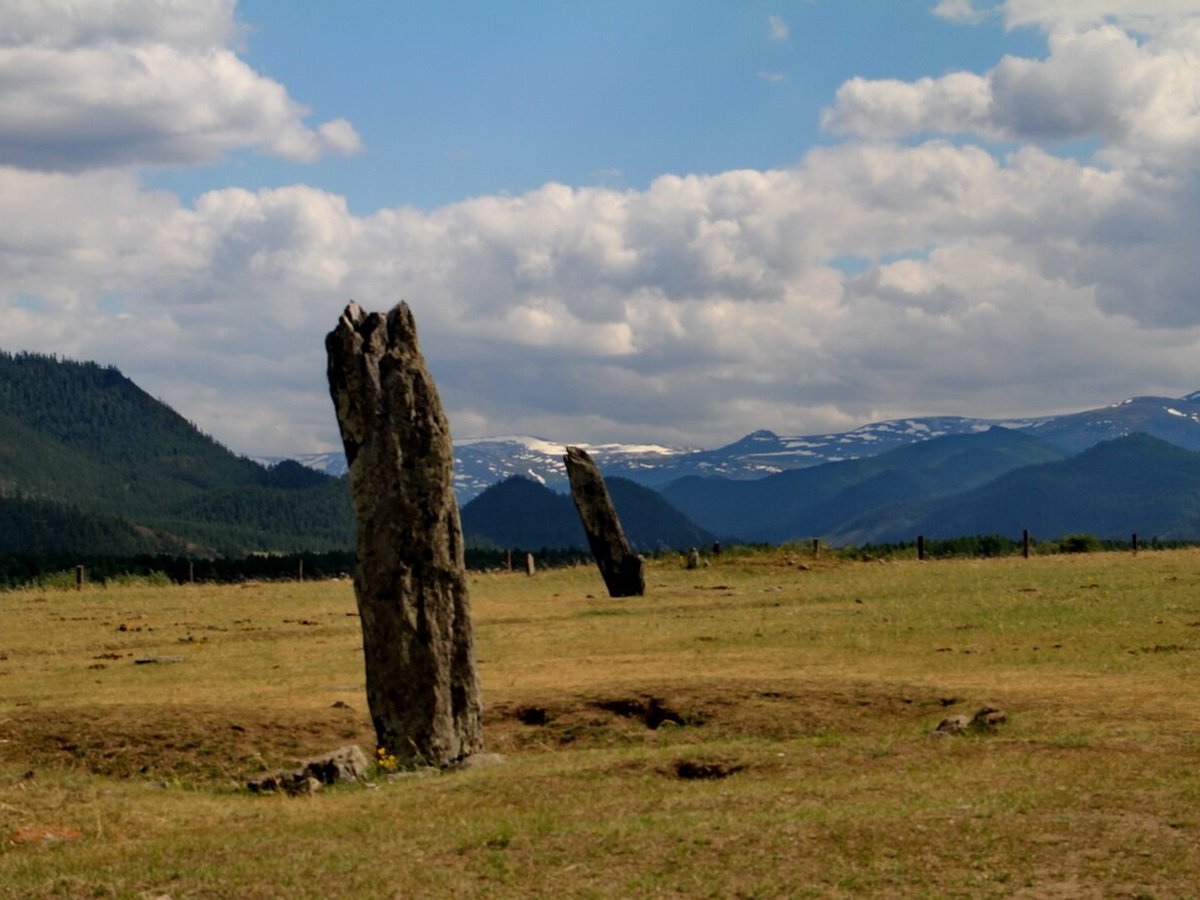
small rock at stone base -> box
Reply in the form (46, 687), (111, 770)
(972, 706), (1007, 727)
(933, 714), (973, 735)
(247, 744), (368, 794)
(453, 752), (507, 771)
(299, 745), (368, 785)
(932, 707), (1007, 736)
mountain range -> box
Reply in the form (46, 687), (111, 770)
(448, 393), (1200, 546)
(856, 432), (1200, 546)
(7, 349), (1200, 557)
(261, 392), (1200, 503)
(660, 426), (1067, 544)
(661, 429), (1200, 546)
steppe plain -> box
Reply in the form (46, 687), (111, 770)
(2, 548), (1199, 897)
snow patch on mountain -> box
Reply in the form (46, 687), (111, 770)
(256, 391), (1200, 502)
(255, 451), (348, 477)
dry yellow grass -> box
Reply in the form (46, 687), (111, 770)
(3, 549), (1200, 897)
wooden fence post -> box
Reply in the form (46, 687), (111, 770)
(75, 565), (84, 591)
(917, 535), (925, 561)
(1022, 530), (1030, 559)
(1132, 533), (1138, 556)
(812, 538), (820, 558)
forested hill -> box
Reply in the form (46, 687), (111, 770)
(0, 351), (265, 506)
(461, 475), (715, 552)
(0, 351), (354, 556)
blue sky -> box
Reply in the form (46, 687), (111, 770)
(152, 1), (1047, 213)
(3, 1), (1200, 457)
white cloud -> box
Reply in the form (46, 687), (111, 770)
(0, 0), (240, 50)
(823, 12), (1200, 171)
(934, 1), (1200, 37)
(2, 2), (1200, 456)
(1002, 0), (1200, 35)
(0, 0), (361, 170)
(317, 119), (363, 157)
(768, 15), (789, 42)
(3, 128), (1199, 454)
(934, 1), (1200, 35)
(932, 0), (996, 25)
(821, 72), (994, 140)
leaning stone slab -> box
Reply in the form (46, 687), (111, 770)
(563, 445), (644, 598)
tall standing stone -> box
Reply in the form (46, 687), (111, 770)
(326, 301), (482, 767)
(563, 445), (645, 597)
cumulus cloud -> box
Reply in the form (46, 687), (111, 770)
(824, 5), (1200, 170)
(934, 0), (1199, 33)
(2, 1), (1200, 456)
(3, 129), (1200, 453)
(0, 0), (361, 170)
(931, 0), (996, 25)
(0, 0), (240, 49)
(1001, 0), (1200, 35)
(821, 72), (995, 141)
(768, 15), (789, 42)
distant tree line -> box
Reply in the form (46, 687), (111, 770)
(0, 551), (357, 590)
(837, 533), (1197, 560)
(0, 547), (597, 589)
(5, 534), (1197, 591)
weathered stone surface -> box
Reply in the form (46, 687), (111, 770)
(563, 445), (644, 598)
(972, 706), (1007, 728)
(932, 707), (1008, 736)
(453, 752), (507, 771)
(932, 714), (972, 736)
(299, 745), (369, 785)
(686, 548), (701, 570)
(326, 301), (483, 768)
(246, 745), (367, 795)
(246, 772), (321, 796)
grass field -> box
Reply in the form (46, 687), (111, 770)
(3, 548), (1200, 898)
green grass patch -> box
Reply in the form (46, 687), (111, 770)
(3, 550), (1200, 895)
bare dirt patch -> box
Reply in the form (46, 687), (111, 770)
(484, 679), (957, 752)
(0, 703), (373, 785)
(0, 680), (986, 785)
(666, 758), (746, 780)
